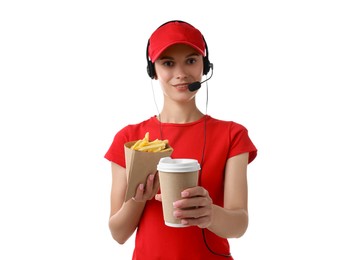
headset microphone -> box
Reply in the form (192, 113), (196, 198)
(188, 63), (214, 92)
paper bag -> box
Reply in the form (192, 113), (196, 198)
(124, 141), (173, 202)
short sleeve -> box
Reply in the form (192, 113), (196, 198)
(228, 122), (257, 164)
(104, 128), (128, 168)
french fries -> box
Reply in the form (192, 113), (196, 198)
(131, 132), (172, 152)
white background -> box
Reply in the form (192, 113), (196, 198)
(1, 0), (363, 259)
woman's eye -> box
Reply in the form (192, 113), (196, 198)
(163, 61), (174, 67)
(186, 58), (196, 64)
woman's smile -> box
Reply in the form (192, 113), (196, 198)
(172, 83), (190, 90)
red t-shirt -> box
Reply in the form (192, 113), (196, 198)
(105, 115), (257, 260)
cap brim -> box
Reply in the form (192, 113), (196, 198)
(151, 41), (205, 62)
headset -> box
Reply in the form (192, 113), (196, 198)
(146, 20), (212, 80)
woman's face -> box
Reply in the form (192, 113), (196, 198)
(154, 44), (204, 102)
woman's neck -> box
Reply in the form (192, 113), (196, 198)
(159, 105), (204, 124)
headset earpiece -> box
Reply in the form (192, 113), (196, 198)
(203, 57), (211, 75)
(146, 58), (156, 79)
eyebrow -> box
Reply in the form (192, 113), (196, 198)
(158, 53), (200, 60)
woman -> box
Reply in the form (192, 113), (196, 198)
(105, 20), (257, 259)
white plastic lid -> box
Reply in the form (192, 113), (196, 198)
(157, 157), (201, 172)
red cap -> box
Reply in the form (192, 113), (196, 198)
(148, 21), (206, 62)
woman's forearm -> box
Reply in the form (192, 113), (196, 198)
(109, 199), (146, 244)
(207, 205), (249, 238)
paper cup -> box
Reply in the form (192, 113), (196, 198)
(157, 157), (200, 227)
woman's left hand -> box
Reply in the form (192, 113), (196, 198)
(172, 186), (213, 228)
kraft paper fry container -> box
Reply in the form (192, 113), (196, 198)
(124, 141), (173, 202)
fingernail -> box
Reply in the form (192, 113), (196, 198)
(181, 191), (189, 197)
(149, 174), (155, 181)
(173, 211), (182, 217)
(139, 184), (144, 190)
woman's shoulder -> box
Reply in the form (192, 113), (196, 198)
(125, 116), (156, 129)
(207, 116), (248, 131)
(113, 116), (157, 138)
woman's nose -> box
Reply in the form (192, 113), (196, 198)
(174, 64), (188, 79)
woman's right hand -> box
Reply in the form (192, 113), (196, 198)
(132, 172), (160, 203)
